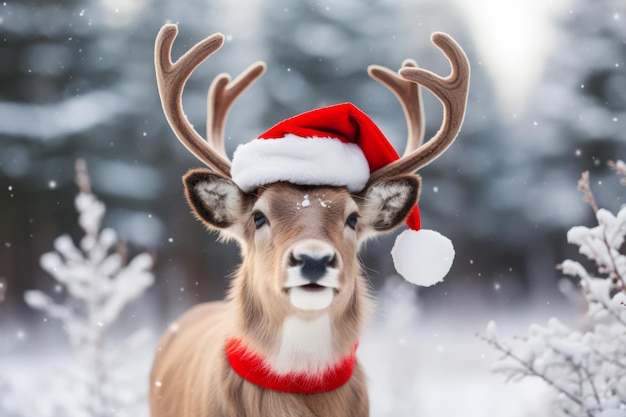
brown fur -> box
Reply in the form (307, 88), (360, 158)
(150, 179), (419, 417)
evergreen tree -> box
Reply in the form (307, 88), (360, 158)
(493, 0), (626, 300)
(0, 0), (128, 316)
(0, 0), (234, 317)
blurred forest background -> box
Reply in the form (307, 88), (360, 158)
(0, 0), (625, 338)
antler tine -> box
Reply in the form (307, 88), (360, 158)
(367, 59), (425, 155)
(368, 32), (470, 186)
(207, 62), (266, 157)
(155, 24), (232, 177)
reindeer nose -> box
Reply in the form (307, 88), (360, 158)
(290, 254), (335, 282)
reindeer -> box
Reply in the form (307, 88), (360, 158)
(150, 24), (469, 417)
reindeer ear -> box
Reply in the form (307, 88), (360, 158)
(183, 169), (243, 229)
(360, 175), (421, 232)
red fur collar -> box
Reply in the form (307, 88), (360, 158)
(226, 338), (357, 394)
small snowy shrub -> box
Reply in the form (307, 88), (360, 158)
(24, 160), (154, 417)
(484, 164), (626, 417)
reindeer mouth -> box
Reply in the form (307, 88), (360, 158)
(284, 284), (337, 311)
(283, 265), (340, 310)
(283, 271), (340, 293)
(284, 282), (339, 294)
(300, 283), (327, 292)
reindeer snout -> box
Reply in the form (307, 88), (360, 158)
(284, 242), (341, 311)
(284, 240), (342, 292)
(290, 254), (337, 282)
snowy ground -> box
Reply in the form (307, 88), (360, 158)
(363, 319), (550, 417)
(1, 279), (571, 417)
(362, 278), (557, 417)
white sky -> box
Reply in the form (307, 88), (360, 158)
(451, 0), (571, 114)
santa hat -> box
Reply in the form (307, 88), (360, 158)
(231, 103), (453, 287)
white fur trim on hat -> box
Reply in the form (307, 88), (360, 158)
(391, 229), (455, 287)
(231, 134), (371, 193)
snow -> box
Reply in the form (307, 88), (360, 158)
(2, 277), (556, 417)
(0, 89), (131, 141)
(1, 0), (625, 415)
(598, 409), (626, 417)
(486, 320), (498, 339)
(318, 196), (330, 208)
(487, 181), (626, 417)
(6, 171), (612, 417)
(0, 168), (555, 417)
(361, 278), (553, 417)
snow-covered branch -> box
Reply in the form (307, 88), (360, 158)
(0, 278), (6, 305)
(485, 166), (626, 417)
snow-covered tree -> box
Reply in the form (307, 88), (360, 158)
(23, 159), (154, 417)
(496, 0), (626, 291)
(484, 164), (626, 417)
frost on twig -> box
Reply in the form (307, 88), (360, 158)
(608, 160), (626, 186)
(578, 171), (599, 214)
(0, 279), (19, 417)
(24, 159), (154, 417)
(0, 278), (6, 305)
(484, 170), (626, 417)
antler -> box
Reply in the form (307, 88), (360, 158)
(155, 24), (265, 177)
(368, 59), (425, 156)
(207, 63), (266, 158)
(367, 32), (470, 186)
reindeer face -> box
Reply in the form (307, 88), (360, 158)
(184, 171), (419, 314)
(250, 183), (361, 313)
(156, 25), (469, 298)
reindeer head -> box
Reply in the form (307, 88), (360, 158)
(154, 25), (469, 317)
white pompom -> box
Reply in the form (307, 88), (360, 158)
(391, 229), (455, 287)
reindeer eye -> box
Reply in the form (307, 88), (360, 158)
(346, 213), (359, 230)
(253, 212), (268, 229)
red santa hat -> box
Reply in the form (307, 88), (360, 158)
(231, 103), (453, 286)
